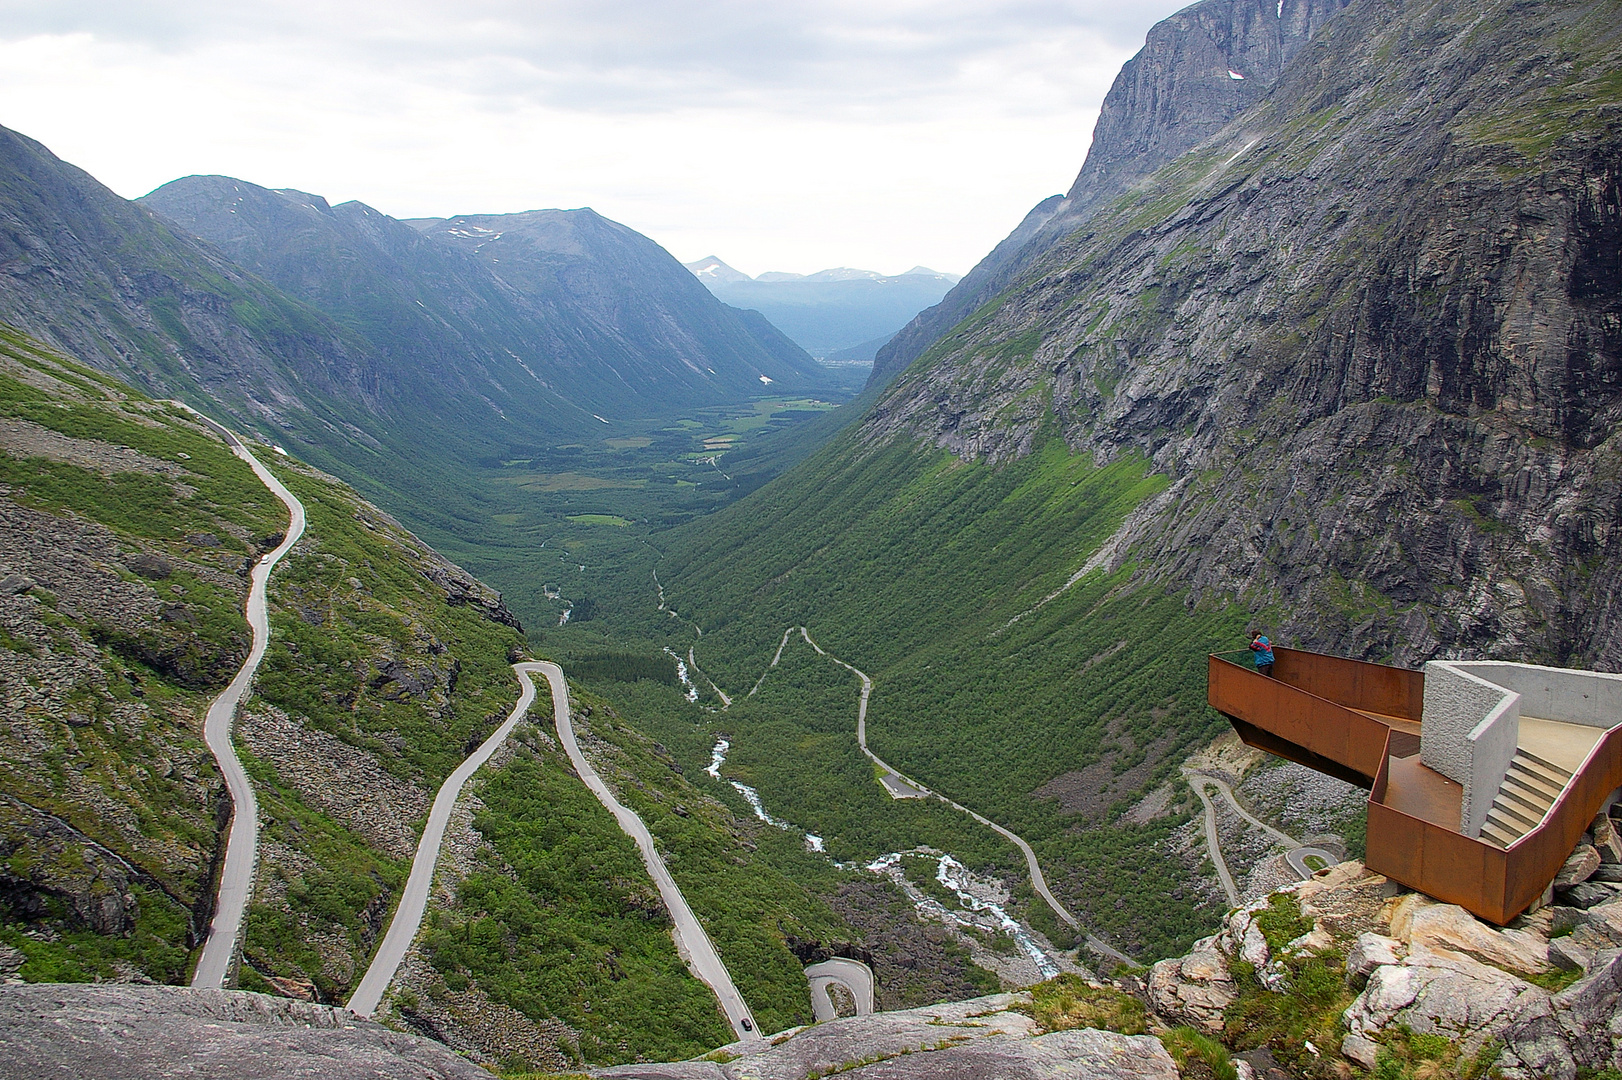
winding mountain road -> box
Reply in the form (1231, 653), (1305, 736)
(543, 661), (760, 1044)
(349, 660), (758, 1042)
(795, 628), (1133, 967)
(184, 409), (306, 991)
(1187, 777), (1241, 906)
(805, 958), (875, 1022)
(1184, 769), (1338, 906)
(347, 662), (547, 1017)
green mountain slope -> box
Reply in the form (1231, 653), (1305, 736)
(604, 0), (1622, 961)
(410, 209), (832, 399)
(0, 328), (999, 1066)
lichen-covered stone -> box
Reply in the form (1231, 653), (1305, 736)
(1147, 944), (1238, 1032)
(1554, 845), (1602, 889)
(1342, 945), (1548, 1055)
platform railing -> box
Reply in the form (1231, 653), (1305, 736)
(1500, 722), (1622, 918)
(1272, 647), (1425, 721)
(1366, 729), (1510, 921)
(1210, 646), (1622, 926)
(1207, 651), (1396, 784)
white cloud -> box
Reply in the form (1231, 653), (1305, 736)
(0, 1), (1185, 276)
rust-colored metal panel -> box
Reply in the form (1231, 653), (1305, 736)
(1228, 717), (1373, 790)
(1208, 655), (1389, 780)
(1369, 800), (1509, 922)
(1273, 647), (1424, 720)
(1209, 650), (1618, 926)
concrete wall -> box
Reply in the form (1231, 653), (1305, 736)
(1448, 662), (1622, 729)
(1422, 661), (1520, 836)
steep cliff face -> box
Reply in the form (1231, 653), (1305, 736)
(866, 0), (1622, 667)
(870, 0), (1352, 390)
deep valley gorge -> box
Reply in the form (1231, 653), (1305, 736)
(2, 0), (1621, 1077)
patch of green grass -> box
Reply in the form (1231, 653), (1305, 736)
(1161, 1026), (1238, 1080)
(1372, 1026), (1500, 1080)
(599, 431), (1244, 958)
(424, 726), (731, 1066)
(4, 884), (192, 984)
(1253, 893), (1314, 952)
(1224, 950), (1353, 1074)
(566, 514), (632, 527)
(1021, 974), (1147, 1035)
(569, 685), (853, 1038)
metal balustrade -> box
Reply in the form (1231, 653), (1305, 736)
(1208, 647), (1622, 925)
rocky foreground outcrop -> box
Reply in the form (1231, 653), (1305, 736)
(592, 993), (1178, 1080)
(1146, 824), (1622, 1080)
(0, 984), (488, 1080)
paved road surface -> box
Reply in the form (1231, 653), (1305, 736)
(347, 661), (546, 1017)
(544, 662), (760, 1044)
(796, 628), (1132, 968)
(1187, 777), (1241, 906)
(805, 959), (875, 1022)
(184, 409), (307, 990)
(1184, 769), (1333, 905)
(1285, 846), (1340, 878)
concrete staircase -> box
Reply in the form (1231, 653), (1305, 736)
(1480, 749), (1574, 848)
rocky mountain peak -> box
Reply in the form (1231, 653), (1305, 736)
(861, 0), (1622, 666)
(685, 255), (752, 282)
(869, 0), (1352, 389)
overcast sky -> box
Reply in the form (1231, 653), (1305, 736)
(0, 1), (1184, 277)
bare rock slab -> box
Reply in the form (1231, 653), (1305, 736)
(0, 984), (488, 1080)
(595, 995), (1176, 1080)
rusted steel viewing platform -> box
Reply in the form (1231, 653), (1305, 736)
(1208, 648), (1622, 925)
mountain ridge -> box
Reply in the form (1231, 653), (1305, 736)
(144, 178), (831, 413)
(868, 0), (1354, 390)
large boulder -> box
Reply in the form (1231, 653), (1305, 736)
(1344, 933), (1403, 986)
(1554, 845), (1602, 889)
(594, 994), (1179, 1080)
(1146, 940), (1238, 1033)
(1500, 954), (1622, 1080)
(1593, 815), (1622, 865)
(1395, 901), (1550, 974)
(1567, 904), (1622, 952)
(1342, 944), (1550, 1056)
(1557, 882), (1622, 910)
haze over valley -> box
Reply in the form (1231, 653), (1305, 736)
(2, 0), (1620, 1077)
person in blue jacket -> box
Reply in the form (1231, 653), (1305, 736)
(1249, 632), (1275, 677)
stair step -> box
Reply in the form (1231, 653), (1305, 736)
(1513, 763), (1571, 794)
(1479, 820), (1518, 848)
(1503, 768), (1563, 802)
(1516, 748), (1573, 780)
(1484, 809), (1531, 841)
(1497, 786), (1551, 818)
(1490, 799), (1543, 830)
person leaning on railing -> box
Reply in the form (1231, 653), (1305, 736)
(1249, 632), (1275, 677)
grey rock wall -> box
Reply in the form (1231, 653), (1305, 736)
(869, 0), (1352, 390)
(863, 0), (1622, 666)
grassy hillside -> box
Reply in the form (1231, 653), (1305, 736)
(552, 428), (1250, 960)
(0, 328), (741, 1063)
(0, 327), (283, 983)
(0, 324), (1011, 1067)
